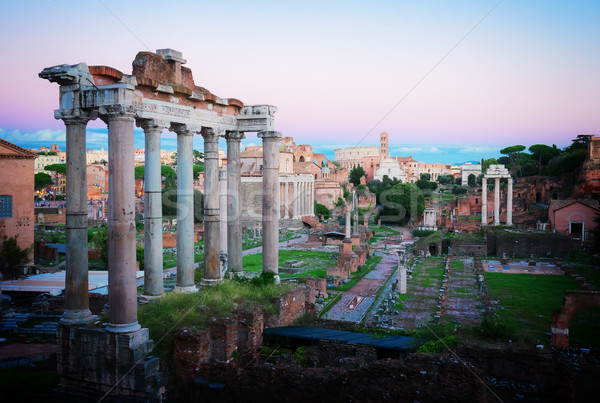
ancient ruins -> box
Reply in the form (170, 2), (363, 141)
(39, 48), (281, 399)
(481, 164), (513, 226)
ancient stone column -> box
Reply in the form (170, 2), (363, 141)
(103, 106), (140, 333)
(506, 177), (513, 226)
(345, 211), (351, 239)
(399, 263), (407, 294)
(61, 115), (93, 325)
(481, 177), (487, 226)
(284, 180), (289, 219)
(202, 127), (221, 283)
(225, 131), (244, 273)
(258, 131), (282, 278)
(310, 182), (314, 215)
(139, 120), (164, 299)
(219, 169), (228, 274)
(173, 125), (196, 292)
(353, 190), (359, 236)
(292, 180), (298, 218)
(494, 177), (500, 226)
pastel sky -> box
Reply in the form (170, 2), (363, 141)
(0, 0), (598, 164)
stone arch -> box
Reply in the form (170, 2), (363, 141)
(299, 156), (305, 162)
(551, 290), (600, 348)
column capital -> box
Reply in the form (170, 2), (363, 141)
(258, 130), (282, 141)
(225, 130), (245, 142)
(171, 123), (198, 135)
(136, 118), (169, 132)
(57, 109), (97, 125)
(201, 126), (220, 140)
(99, 104), (136, 121)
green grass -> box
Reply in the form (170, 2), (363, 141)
(242, 250), (336, 278)
(486, 272), (580, 342)
(138, 279), (293, 359)
(569, 306), (600, 348)
(451, 260), (464, 269)
(334, 255), (382, 291)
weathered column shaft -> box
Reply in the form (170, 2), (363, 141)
(105, 107), (140, 333)
(219, 169), (228, 255)
(62, 116), (93, 324)
(507, 178), (513, 226)
(345, 211), (351, 239)
(285, 180), (289, 219)
(174, 129), (196, 291)
(293, 180), (298, 218)
(202, 128), (221, 282)
(353, 190), (359, 235)
(259, 131), (282, 276)
(141, 123), (164, 297)
(226, 132), (244, 273)
(494, 177), (500, 225)
(481, 177), (487, 225)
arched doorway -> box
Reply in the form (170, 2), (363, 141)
(551, 290), (600, 348)
(299, 156), (305, 162)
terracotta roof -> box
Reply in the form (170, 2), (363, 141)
(240, 149), (263, 158)
(294, 161), (320, 174)
(0, 139), (36, 159)
(549, 199), (600, 212)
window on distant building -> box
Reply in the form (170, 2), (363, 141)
(0, 195), (12, 218)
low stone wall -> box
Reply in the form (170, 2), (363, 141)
(173, 280), (326, 377)
(489, 229), (573, 257)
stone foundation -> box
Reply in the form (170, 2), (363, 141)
(56, 325), (166, 401)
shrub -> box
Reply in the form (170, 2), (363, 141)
(480, 315), (518, 339)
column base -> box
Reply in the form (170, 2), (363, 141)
(201, 278), (223, 286)
(173, 285), (198, 293)
(59, 309), (95, 326)
(106, 321), (142, 334)
(140, 293), (165, 302)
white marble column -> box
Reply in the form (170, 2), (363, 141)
(285, 180), (289, 219)
(481, 177), (487, 226)
(139, 120), (164, 298)
(102, 105), (140, 333)
(258, 131), (281, 278)
(61, 114), (93, 325)
(202, 127), (220, 283)
(225, 131), (244, 273)
(494, 177), (500, 226)
(507, 177), (513, 226)
(173, 125), (196, 292)
(293, 180), (298, 218)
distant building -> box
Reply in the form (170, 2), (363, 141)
(86, 148), (109, 165)
(34, 153), (60, 173)
(87, 164), (108, 200)
(374, 158), (407, 182)
(380, 131), (389, 159)
(460, 163), (482, 186)
(0, 139), (35, 255)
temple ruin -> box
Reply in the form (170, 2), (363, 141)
(39, 48), (280, 400)
(481, 164), (513, 226)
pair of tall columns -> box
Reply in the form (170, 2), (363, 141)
(481, 176), (513, 226)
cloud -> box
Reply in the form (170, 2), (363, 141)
(459, 146), (497, 154)
(392, 146), (442, 154)
(0, 128), (66, 142)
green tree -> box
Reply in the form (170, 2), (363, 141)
(349, 166), (366, 186)
(136, 245), (145, 270)
(379, 183), (425, 225)
(331, 160), (341, 168)
(500, 145), (526, 177)
(34, 172), (54, 189)
(438, 174), (455, 185)
(0, 236), (32, 280)
(193, 165), (204, 180)
(314, 202), (331, 220)
(161, 165), (177, 189)
(529, 144), (560, 175)
(452, 185), (468, 195)
(91, 224), (109, 268)
(162, 188), (204, 223)
(416, 174), (438, 195)
(44, 163), (66, 175)
(134, 165), (145, 179)
(192, 150), (204, 165)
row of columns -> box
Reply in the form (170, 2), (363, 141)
(291, 179), (314, 218)
(60, 106), (281, 331)
(481, 177), (513, 226)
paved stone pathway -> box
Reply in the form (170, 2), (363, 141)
(443, 258), (483, 326)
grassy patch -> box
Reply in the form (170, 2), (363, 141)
(138, 279), (293, 358)
(242, 250), (336, 278)
(486, 272), (580, 342)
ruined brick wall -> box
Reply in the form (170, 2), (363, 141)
(0, 157), (34, 253)
(492, 230), (573, 257)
